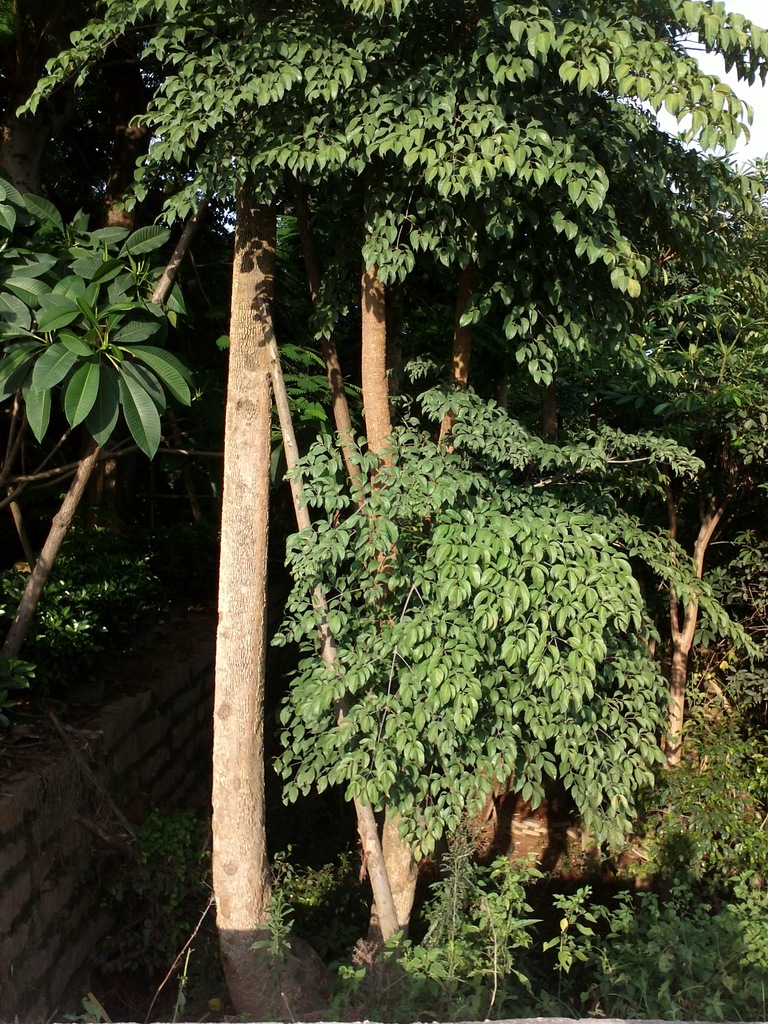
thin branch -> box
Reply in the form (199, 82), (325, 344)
(151, 196), (209, 305)
(143, 893), (215, 1024)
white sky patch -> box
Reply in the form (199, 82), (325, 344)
(656, 0), (768, 167)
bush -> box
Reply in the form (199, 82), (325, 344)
(639, 704), (768, 885)
(99, 807), (212, 976)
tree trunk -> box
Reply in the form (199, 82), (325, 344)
(541, 378), (558, 437)
(361, 263), (392, 455)
(667, 641), (689, 766)
(101, 46), (151, 229)
(212, 194), (275, 1015)
(2, 438), (101, 657)
(0, 109), (48, 194)
(665, 486), (728, 766)
(291, 179), (363, 497)
(368, 815), (418, 940)
(439, 262), (476, 443)
(360, 258), (418, 933)
(213, 195), (327, 1016)
(267, 334), (399, 941)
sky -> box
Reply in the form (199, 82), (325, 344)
(691, 0), (768, 165)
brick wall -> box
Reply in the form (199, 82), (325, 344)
(0, 613), (215, 1023)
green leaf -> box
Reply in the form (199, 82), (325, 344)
(120, 225), (169, 256)
(0, 175), (24, 207)
(0, 345), (36, 400)
(85, 363), (120, 445)
(129, 345), (191, 404)
(63, 358), (100, 426)
(4, 274), (48, 307)
(121, 359), (166, 411)
(0, 293), (32, 329)
(76, 296), (102, 331)
(58, 330), (94, 357)
(111, 316), (163, 344)
(0, 202), (17, 233)
(23, 385), (51, 441)
(36, 294), (82, 332)
(23, 194), (64, 235)
(118, 370), (162, 457)
(166, 282), (187, 316)
(31, 342), (79, 390)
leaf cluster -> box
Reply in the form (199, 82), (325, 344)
(0, 178), (191, 457)
(274, 390), (751, 856)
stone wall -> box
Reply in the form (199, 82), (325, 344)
(0, 612), (216, 1023)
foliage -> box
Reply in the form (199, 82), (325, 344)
(591, 879), (768, 1021)
(276, 389), (750, 857)
(268, 848), (369, 962)
(639, 703), (768, 885)
(331, 835), (768, 1023)
(99, 807), (211, 975)
(0, 528), (162, 694)
(332, 837), (540, 1022)
(0, 656), (34, 725)
(0, 178), (191, 457)
(25, 0), (768, 396)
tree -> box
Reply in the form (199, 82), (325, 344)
(27, 0), (768, 988)
(0, 180), (192, 655)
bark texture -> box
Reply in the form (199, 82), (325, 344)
(541, 379), (558, 437)
(0, 1), (80, 193)
(369, 815), (419, 940)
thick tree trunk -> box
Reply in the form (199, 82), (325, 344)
(361, 263), (392, 455)
(439, 262), (476, 442)
(212, 195), (274, 1014)
(213, 195), (327, 1017)
(0, 110), (48, 194)
(368, 815), (418, 940)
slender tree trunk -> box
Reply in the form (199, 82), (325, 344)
(267, 335), (399, 941)
(665, 486), (728, 766)
(496, 374), (509, 412)
(291, 179), (362, 496)
(361, 263), (392, 455)
(439, 262), (476, 443)
(2, 439), (101, 657)
(359, 256), (420, 933)
(214, 197), (327, 1015)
